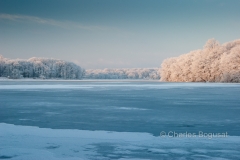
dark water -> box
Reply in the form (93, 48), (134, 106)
(1, 80), (240, 136)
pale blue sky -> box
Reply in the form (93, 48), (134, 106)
(0, 0), (240, 69)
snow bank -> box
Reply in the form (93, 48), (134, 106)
(160, 39), (240, 82)
(1, 123), (240, 159)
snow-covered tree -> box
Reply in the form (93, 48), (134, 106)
(160, 38), (240, 82)
(84, 68), (160, 80)
(0, 56), (84, 79)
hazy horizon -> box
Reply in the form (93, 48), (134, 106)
(1, 0), (240, 69)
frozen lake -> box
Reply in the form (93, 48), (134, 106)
(0, 80), (240, 159)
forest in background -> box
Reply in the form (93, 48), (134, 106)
(0, 56), (84, 79)
(0, 56), (160, 80)
(1, 38), (239, 82)
(160, 39), (240, 82)
(84, 68), (160, 79)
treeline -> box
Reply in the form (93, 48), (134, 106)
(0, 55), (84, 79)
(84, 68), (160, 79)
(0, 55), (160, 80)
(160, 39), (240, 82)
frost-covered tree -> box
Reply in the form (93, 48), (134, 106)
(0, 56), (84, 79)
(160, 38), (240, 82)
(84, 68), (160, 80)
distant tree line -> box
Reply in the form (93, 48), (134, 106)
(0, 55), (160, 80)
(0, 56), (85, 79)
(84, 68), (160, 79)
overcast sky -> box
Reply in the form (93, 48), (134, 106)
(0, 0), (240, 69)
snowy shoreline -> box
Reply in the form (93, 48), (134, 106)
(2, 77), (240, 83)
(0, 77), (160, 82)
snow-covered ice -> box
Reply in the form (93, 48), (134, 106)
(0, 80), (240, 159)
(0, 123), (240, 160)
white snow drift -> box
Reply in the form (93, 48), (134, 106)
(1, 123), (240, 159)
(160, 39), (240, 82)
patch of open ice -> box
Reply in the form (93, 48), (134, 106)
(117, 107), (149, 111)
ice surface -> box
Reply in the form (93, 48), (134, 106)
(0, 123), (240, 160)
(1, 81), (240, 137)
(0, 80), (240, 159)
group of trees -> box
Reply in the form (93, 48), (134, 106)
(0, 55), (84, 79)
(0, 55), (160, 80)
(84, 68), (160, 79)
(160, 39), (240, 82)
(4, 38), (239, 82)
